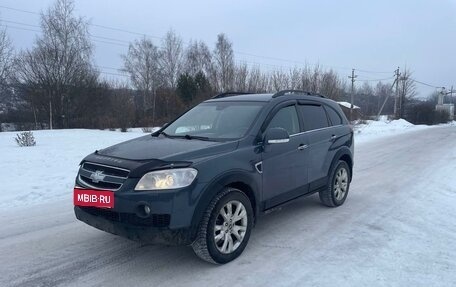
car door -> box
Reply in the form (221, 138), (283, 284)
(261, 103), (309, 208)
(297, 102), (332, 189)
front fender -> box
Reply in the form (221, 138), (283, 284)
(189, 169), (261, 241)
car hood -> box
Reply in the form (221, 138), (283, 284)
(96, 135), (238, 162)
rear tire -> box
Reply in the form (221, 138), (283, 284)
(191, 187), (253, 264)
(319, 160), (351, 207)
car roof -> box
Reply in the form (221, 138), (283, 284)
(205, 93), (274, 102)
(205, 92), (333, 104)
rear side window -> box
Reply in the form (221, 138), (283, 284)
(299, 105), (329, 131)
(324, 106), (343, 126)
(266, 105), (300, 135)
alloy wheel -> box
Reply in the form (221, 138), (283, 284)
(213, 200), (248, 254)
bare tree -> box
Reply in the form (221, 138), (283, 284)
(159, 30), (184, 117)
(288, 68), (301, 90)
(15, 0), (96, 129)
(247, 66), (259, 92)
(398, 69), (417, 118)
(160, 30), (184, 89)
(184, 40), (212, 77)
(0, 24), (13, 86)
(234, 63), (248, 91)
(320, 70), (342, 100)
(0, 24), (15, 123)
(300, 65), (320, 93)
(212, 33), (234, 92)
(122, 37), (161, 124)
(110, 85), (135, 131)
(271, 70), (289, 91)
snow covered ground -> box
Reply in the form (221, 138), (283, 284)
(0, 120), (455, 286)
(0, 121), (456, 287)
(0, 129), (143, 210)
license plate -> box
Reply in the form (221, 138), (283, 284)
(73, 188), (114, 208)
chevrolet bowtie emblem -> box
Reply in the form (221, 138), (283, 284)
(90, 170), (106, 183)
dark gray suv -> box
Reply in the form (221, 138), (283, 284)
(74, 90), (354, 264)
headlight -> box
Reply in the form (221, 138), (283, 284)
(135, 168), (198, 191)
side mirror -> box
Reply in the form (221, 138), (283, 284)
(264, 127), (290, 144)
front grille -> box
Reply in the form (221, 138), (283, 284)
(81, 207), (171, 228)
(78, 162), (129, 191)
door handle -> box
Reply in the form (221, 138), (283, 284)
(298, 144), (308, 150)
(330, 135), (337, 141)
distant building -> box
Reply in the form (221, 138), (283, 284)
(435, 94), (454, 120)
(337, 101), (361, 120)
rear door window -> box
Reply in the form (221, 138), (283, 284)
(298, 105), (329, 131)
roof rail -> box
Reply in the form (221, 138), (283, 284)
(211, 92), (253, 99)
(272, 89), (326, 98)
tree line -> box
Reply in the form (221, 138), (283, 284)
(0, 0), (448, 131)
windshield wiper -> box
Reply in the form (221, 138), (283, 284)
(183, 134), (211, 141)
(152, 130), (170, 137)
(156, 132), (212, 141)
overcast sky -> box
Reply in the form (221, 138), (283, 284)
(1, 0), (455, 97)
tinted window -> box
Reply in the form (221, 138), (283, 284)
(266, 105), (300, 135)
(299, 105), (329, 131)
(324, 106), (343, 126)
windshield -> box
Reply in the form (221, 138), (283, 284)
(162, 101), (265, 140)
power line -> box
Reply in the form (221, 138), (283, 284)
(98, 71), (128, 77)
(0, 4), (399, 75)
(0, 19), (349, 74)
(1, 4), (453, 90)
(355, 69), (392, 74)
(0, 4), (39, 15)
(0, 22), (300, 75)
(1, 19), (130, 44)
(92, 39), (128, 47)
(411, 79), (443, 89)
(357, 76), (395, 82)
(0, 24), (40, 33)
(1, 19), (39, 28)
(90, 23), (162, 40)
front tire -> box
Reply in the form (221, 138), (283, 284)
(319, 160), (351, 207)
(192, 187), (253, 264)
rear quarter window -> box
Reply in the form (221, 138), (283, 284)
(324, 105), (343, 126)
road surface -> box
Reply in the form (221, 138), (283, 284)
(1, 126), (455, 287)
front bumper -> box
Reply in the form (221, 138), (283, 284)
(74, 179), (209, 245)
(74, 206), (193, 245)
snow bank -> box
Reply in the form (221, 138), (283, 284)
(354, 118), (430, 144)
(0, 129), (145, 210)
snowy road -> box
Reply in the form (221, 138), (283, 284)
(1, 126), (455, 287)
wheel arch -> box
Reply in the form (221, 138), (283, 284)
(330, 147), (353, 182)
(190, 170), (260, 240)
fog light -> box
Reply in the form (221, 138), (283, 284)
(136, 203), (151, 218)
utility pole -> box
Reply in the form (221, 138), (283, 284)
(393, 67), (400, 119)
(376, 67), (400, 120)
(49, 99), (53, 130)
(450, 86), (454, 104)
(399, 74), (408, 119)
(348, 69), (357, 122)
